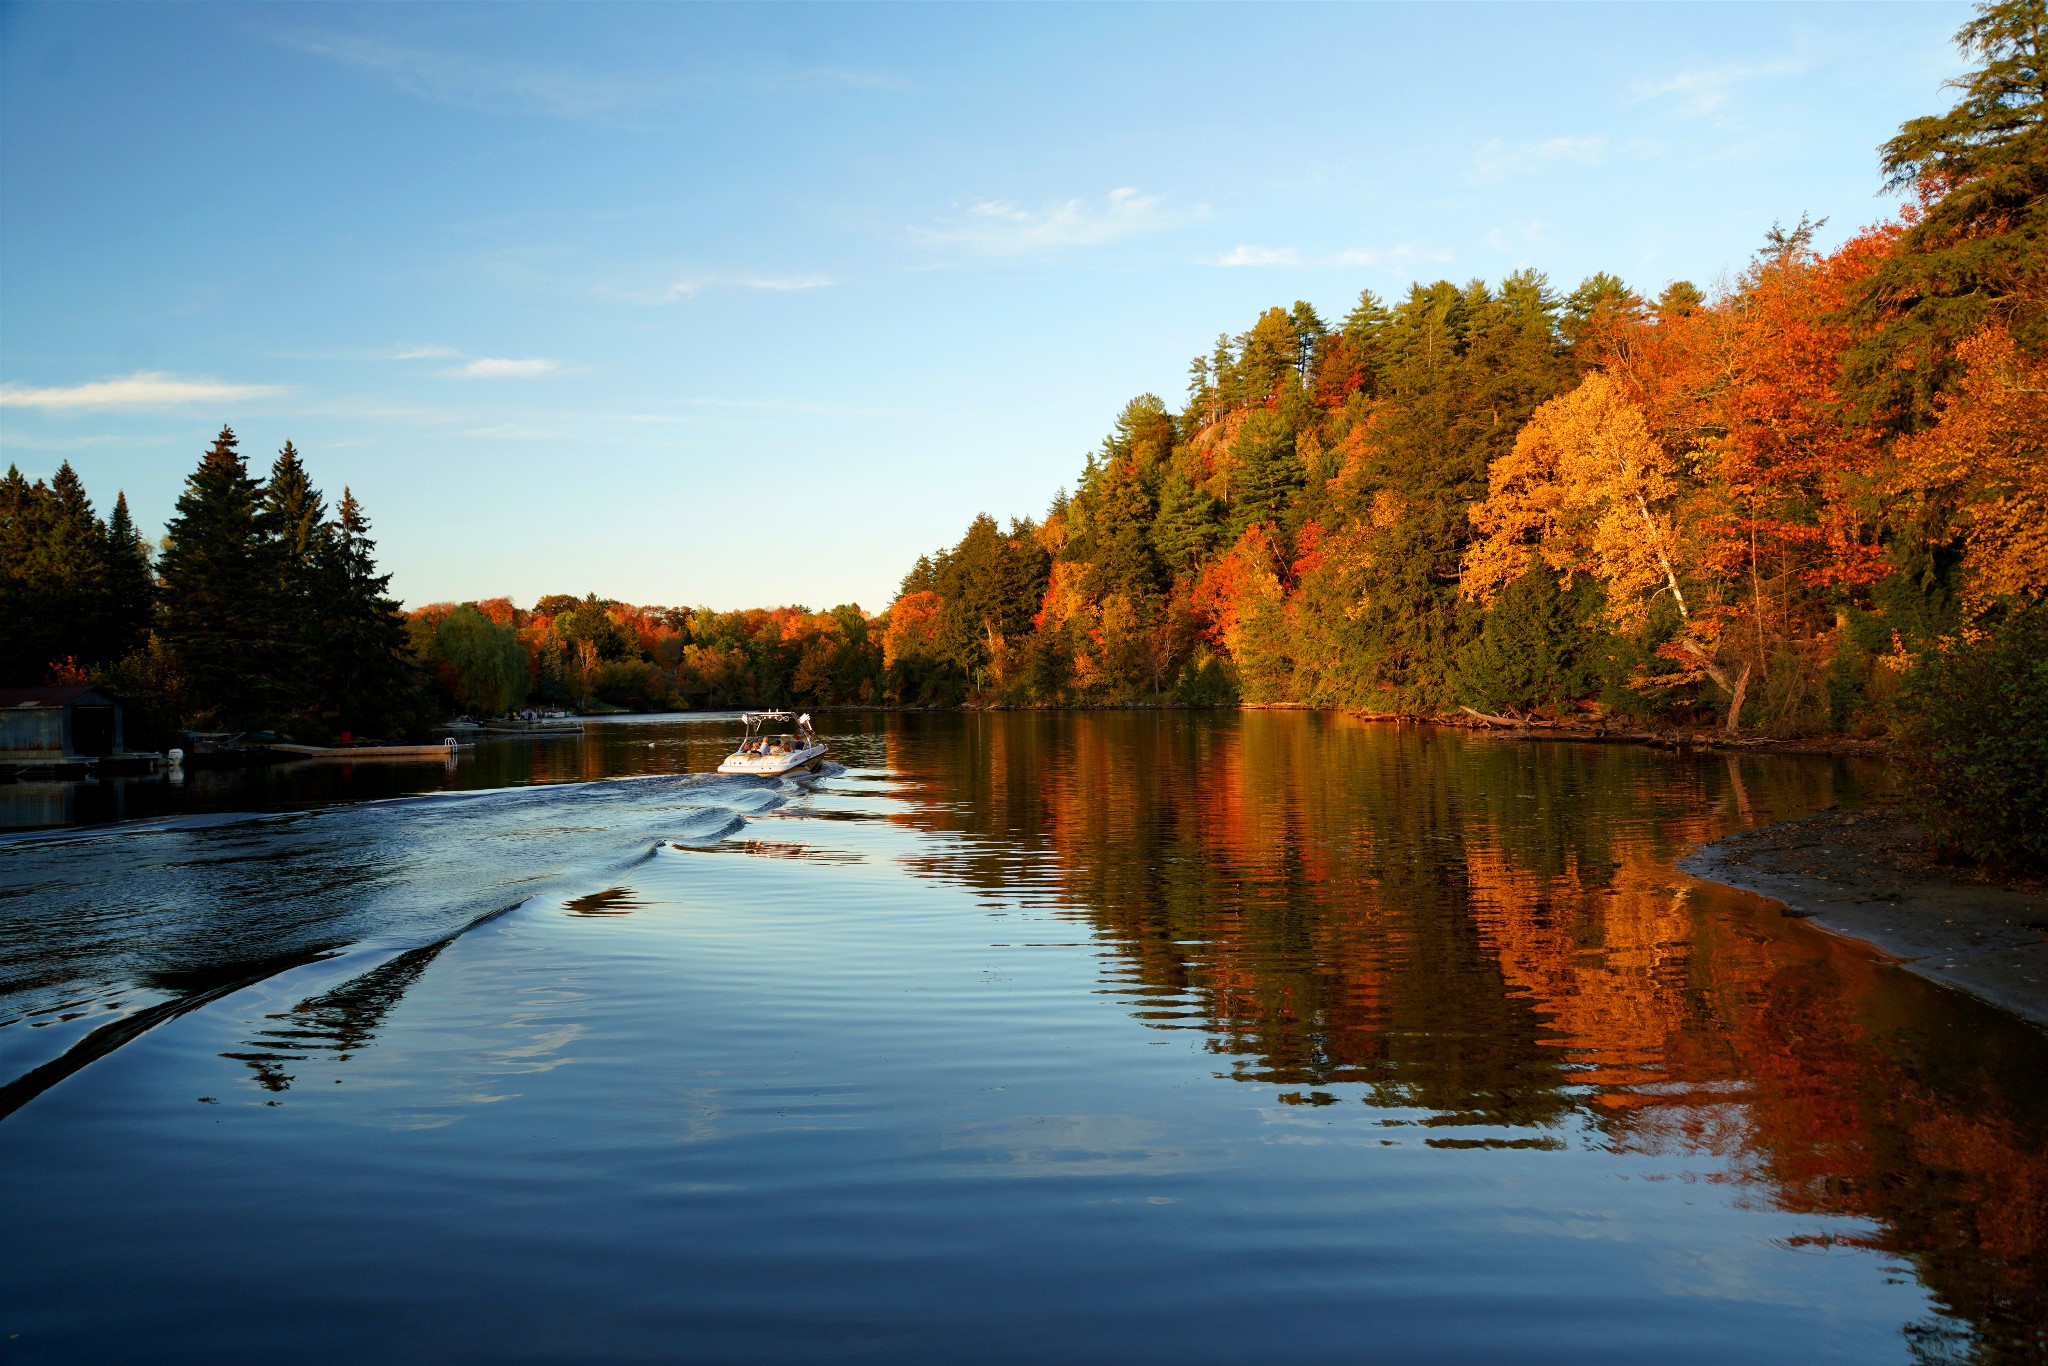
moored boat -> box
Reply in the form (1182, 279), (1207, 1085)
(717, 711), (827, 776)
(481, 715), (584, 733)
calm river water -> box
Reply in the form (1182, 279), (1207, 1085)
(2, 712), (2043, 1362)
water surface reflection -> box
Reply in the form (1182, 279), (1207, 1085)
(0, 712), (2041, 1362)
(881, 713), (2046, 1359)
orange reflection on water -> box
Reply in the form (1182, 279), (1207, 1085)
(884, 711), (2046, 1356)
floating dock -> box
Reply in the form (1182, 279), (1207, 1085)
(266, 741), (475, 761)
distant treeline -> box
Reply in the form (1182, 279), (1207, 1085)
(407, 597), (882, 716)
(1, 434), (890, 740)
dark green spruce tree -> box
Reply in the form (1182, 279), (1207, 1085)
(103, 492), (156, 665)
(1150, 468), (1223, 575)
(312, 488), (421, 737)
(258, 440), (330, 725)
(43, 463), (113, 671)
(158, 427), (281, 727)
(0, 465), (55, 683)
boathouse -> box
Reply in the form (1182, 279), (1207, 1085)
(0, 685), (125, 762)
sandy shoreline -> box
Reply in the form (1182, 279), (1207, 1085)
(1681, 808), (2048, 1031)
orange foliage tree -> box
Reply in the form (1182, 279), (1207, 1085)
(1889, 326), (2048, 619)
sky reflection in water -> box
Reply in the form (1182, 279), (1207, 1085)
(0, 712), (2042, 1362)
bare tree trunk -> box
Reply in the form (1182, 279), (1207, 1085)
(1723, 663), (1752, 736)
(1633, 490), (1690, 622)
(1672, 637), (1744, 703)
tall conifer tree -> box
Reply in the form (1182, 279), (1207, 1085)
(0, 466), (53, 683)
(1851, 0), (2048, 424)
(45, 462), (112, 669)
(312, 488), (419, 735)
(103, 492), (156, 664)
(258, 440), (329, 723)
(159, 427), (278, 727)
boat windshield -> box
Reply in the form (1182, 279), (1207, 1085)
(729, 711), (814, 757)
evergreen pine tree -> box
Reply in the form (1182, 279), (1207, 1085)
(1340, 289), (1394, 397)
(1087, 461), (1163, 603)
(1207, 334), (1235, 421)
(45, 462), (113, 669)
(261, 441), (328, 569)
(1150, 468), (1223, 575)
(0, 466), (54, 683)
(312, 488), (420, 736)
(1228, 409), (1306, 536)
(1343, 289), (1392, 344)
(159, 427), (278, 727)
(103, 492), (156, 664)
(1236, 307), (1302, 400)
(258, 441), (330, 724)
(1851, 0), (2048, 425)
(1655, 281), (1705, 319)
(1288, 300), (1327, 382)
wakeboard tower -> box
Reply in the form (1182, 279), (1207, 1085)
(716, 711), (827, 776)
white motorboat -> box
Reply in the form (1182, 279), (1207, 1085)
(717, 711), (827, 776)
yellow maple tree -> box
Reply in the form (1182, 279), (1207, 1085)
(1465, 372), (1753, 727)
(1464, 371), (1693, 627)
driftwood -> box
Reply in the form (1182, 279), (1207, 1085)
(1458, 705), (1575, 729)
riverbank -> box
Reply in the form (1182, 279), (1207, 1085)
(815, 701), (1895, 758)
(1681, 807), (2048, 1031)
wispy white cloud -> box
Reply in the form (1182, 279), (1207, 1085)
(626, 272), (836, 305)
(443, 357), (562, 379)
(277, 30), (662, 123)
(380, 346), (567, 379)
(0, 371), (285, 411)
(1470, 135), (1614, 183)
(1207, 245), (1304, 268)
(1334, 244), (1456, 269)
(914, 187), (1191, 256)
(461, 422), (557, 440)
(764, 67), (906, 93)
(1204, 243), (1453, 272)
(1629, 58), (1807, 118)
(1485, 219), (1551, 255)
(0, 431), (181, 452)
(277, 31), (905, 123)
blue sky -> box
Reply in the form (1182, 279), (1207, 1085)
(0, 2), (1967, 612)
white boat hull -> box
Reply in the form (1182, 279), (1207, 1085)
(717, 743), (828, 777)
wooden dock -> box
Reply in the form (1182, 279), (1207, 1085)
(266, 741), (475, 761)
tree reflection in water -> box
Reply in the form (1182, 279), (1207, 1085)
(883, 711), (2046, 1362)
(222, 938), (456, 1093)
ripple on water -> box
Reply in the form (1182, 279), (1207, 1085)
(1, 715), (2040, 1363)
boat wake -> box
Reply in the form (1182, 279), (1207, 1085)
(0, 767), (826, 1114)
